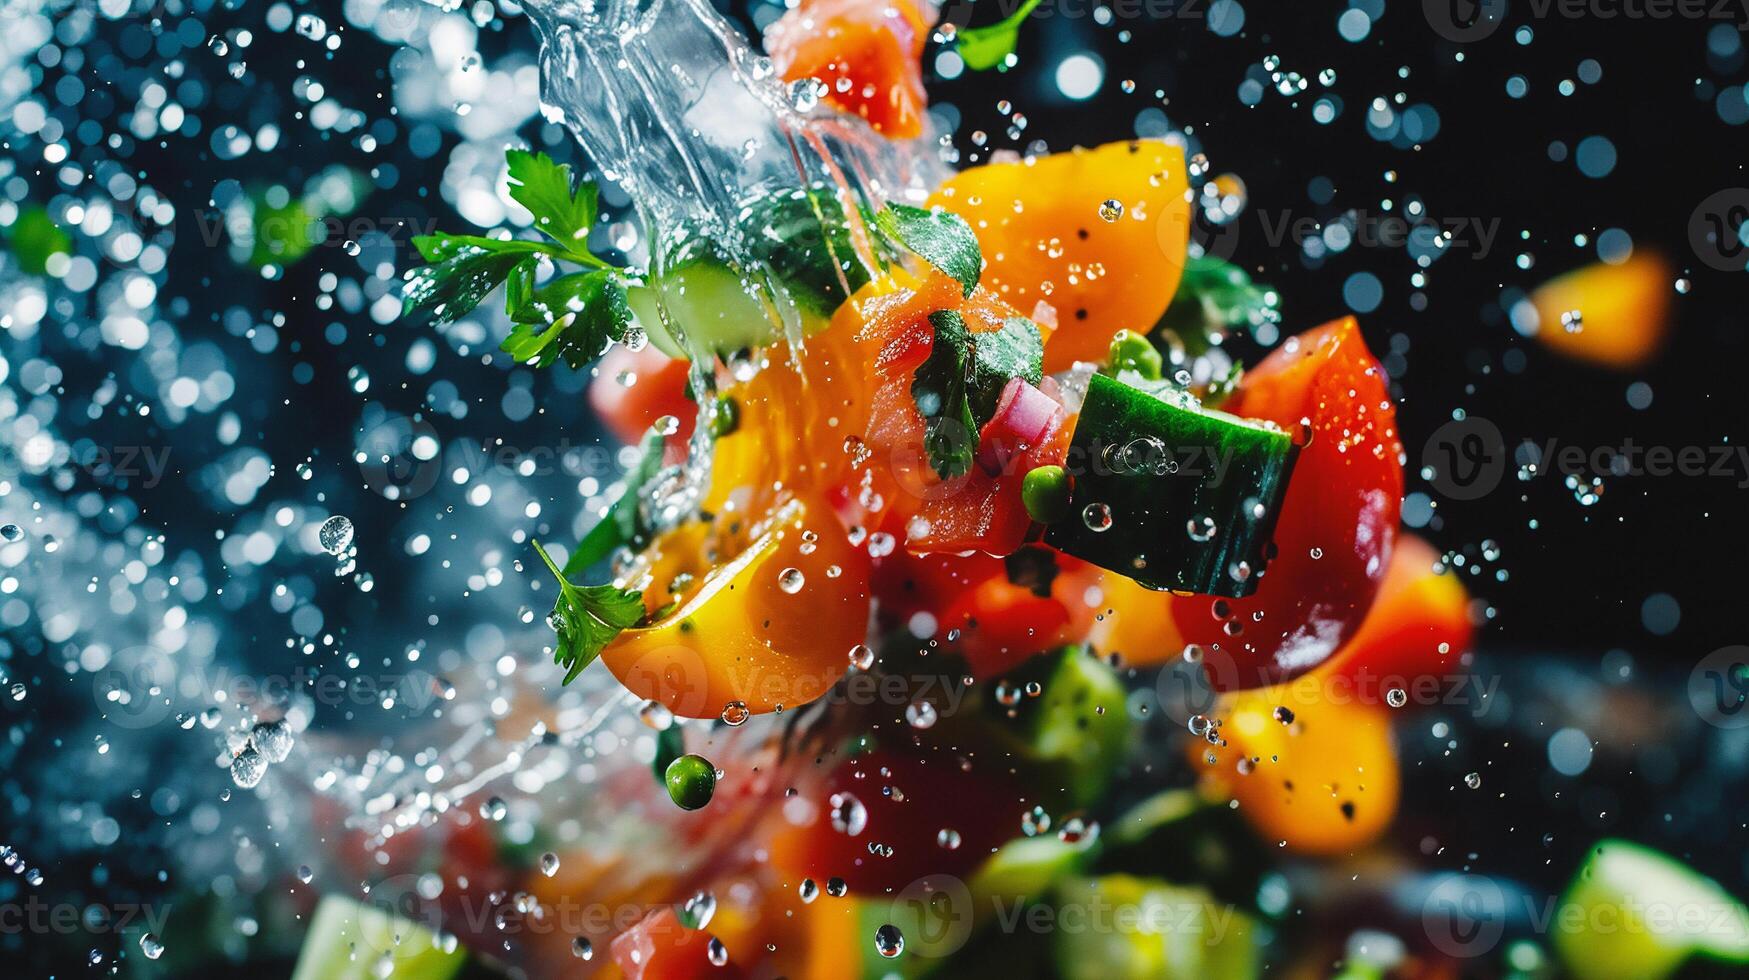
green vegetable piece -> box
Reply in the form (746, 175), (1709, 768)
(1044, 372), (1296, 598)
(1050, 876), (1258, 980)
(971, 836), (1091, 908)
(969, 316), (1044, 420)
(401, 233), (552, 326)
(562, 427), (667, 578)
(952, 0), (1045, 71)
(1106, 329), (1163, 380)
(652, 726), (685, 785)
(912, 310), (979, 480)
(709, 396), (741, 438)
(501, 269), (634, 369)
(664, 753), (717, 810)
(1021, 465), (1070, 524)
(1158, 254), (1280, 349)
(876, 202), (982, 297)
(3, 206), (72, 276)
(1095, 789), (1270, 911)
(1555, 839), (1749, 980)
(531, 540), (645, 684)
(986, 647), (1130, 807)
(504, 149), (599, 260)
(291, 895), (470, 980)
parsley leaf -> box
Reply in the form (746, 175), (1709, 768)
(952, 0), (1044, 72)
(532, 539), (645, 684)
(402, 233), (552, 325)
(912, 310), (978, 479)
(1158, 255), (1281, 350)
(876, 203), (982, 297)
(968, 316), (1043, 420)
(506, 149), (601, 261)
(501, 269), (633, 369)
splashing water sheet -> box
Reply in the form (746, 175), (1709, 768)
(3, 0), (1748, 976)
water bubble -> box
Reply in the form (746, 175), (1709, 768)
(1057, 817), (1099, 846)
(1273, 706), (1295, 725)
(904, 700), (938, 730)
(297, 865), (314, 884)
(874, 923), (904, 958)
(343, 240), (362, 256)
(230, 748), (266, 789)
(936, 828), (961, 849)
(848, 644), (876, 671)
(799, 878), (820, 903)
(707, 936), (729, 967)
(829, 792), (868, 836)
(777, 567), (805, 593)
(482, 796), (508, 821)
(572, 937), (594, 960)
(0, 524), (21, 542)
(826, 877), (848, 897)
(1464, 772), (1483, 790)
(1081, 503), (1113, 532)
(1560, 309), (1584, 333)
(682, 890), (718, 929)
(720, 701), (750, 726)
(540, 852), (561, 877)
(139, 933), (165, 960)
(788, 77), (828, 112)
(1098, 199), (1124, 222)
(318, 515), (354, 555)
(1021, 805), (1052, 837)
(1186, 516), (1216, 542)
(639, 700), (675, 730)
(1385, 688), (1408, 708)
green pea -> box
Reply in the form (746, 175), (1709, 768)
(1107, 329), (1163, 380)
(709, 396), (740, 437)
(664, 753), (717, 811)
(1022, 465), (1071, 524)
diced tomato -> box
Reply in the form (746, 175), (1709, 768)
(611, 907), (745, 980)
(1321, 533), (1472, 703)
(589, 344), (696, 449)
(873, 547), (1098, 676)
(764, 0), (938, 139)
(1171, 317), (1404, 689)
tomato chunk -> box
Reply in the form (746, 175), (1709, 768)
(764, 0), (937, 139)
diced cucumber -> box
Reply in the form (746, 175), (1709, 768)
(1554, 839), (1749, 980)
(972, 836), (1092, 907)
(986, 647), (1131, 807)
(1043, 372), (1296, 598)
(1095, 790), (1270, 912)
(630, 185), (881, 360)
(291, 895), (474, 980)
(1050, 875), (1258, 980)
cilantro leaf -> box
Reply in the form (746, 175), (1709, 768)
(968, 316), (1043, 420)
(952, 0), (1044, 72)
(877, 203), (982, 297)
(912, 310), (978, 479)
(532, 539), (645, 684)
(506, 149), (600, 261)
(562, 426), (668, 578)
(402, 233), (552, 325)
(1158, 255), (1281, 351)
(500, 269), (633, 369)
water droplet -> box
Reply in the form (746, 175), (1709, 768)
(0, 524), (21, 542)
(1021, 805), (1052, 837)
(1098, 199), (1124, 222)
(297, 865), (314, 884)
(904, 700), (938, 730)
(230, 748), (266, 789)
(1186, 516), (1216, 542)
(317, 515), (354, 555)
(799, 878), (819, 903)
(482, 796), (508, 821)
(936, 828), (961, 849)
(251, 720), (294, 763)
(540, 852), (560, 877)
(682, 890), (717, 929)
(1464, 771), (1483, 790)
(777, 567), (805, 593)
(1081, 503), (1113, 532)
(829, 792), (868, 836)
(826, 877), (848, 897)
(720, 701), (750, 726)
(139, 933), (165, 960)
(1273, 706), (1295, 725)
(874, 923), (904, 958)
(639, 700), (675, 730)
(1057, 817), (1099, 845)
(572, 936), (594, 960)
(707, 935), (729, 967)
(848, 644), (876, 671)
(1385, 687), (1408, 708)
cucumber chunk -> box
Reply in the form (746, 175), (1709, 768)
(291, 895), (474, 980)
(1050, 875), (1259, 980)
(1555, 839), (1749, 980)
(1043, 372), (1296, 598)
(985, 647), (1131, 807)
